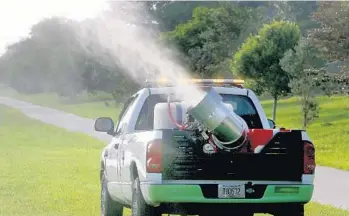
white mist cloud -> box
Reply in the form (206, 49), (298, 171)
(0, 0), (205, 106)
(77, 2), (205, 106)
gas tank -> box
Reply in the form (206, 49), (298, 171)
(153, 102), (187, 130)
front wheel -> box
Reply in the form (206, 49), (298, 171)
(132, 177), (161, 216)
(101, 173), (123, 216)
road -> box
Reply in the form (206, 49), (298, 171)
(1, 96), (348, 210)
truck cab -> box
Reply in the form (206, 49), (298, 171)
(95, 79), (315, 216)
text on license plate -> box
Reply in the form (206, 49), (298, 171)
(218, 184), (245, 198)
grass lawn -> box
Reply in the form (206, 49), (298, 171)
(0, 105), (104, 216)
(0, 105), (348, 216)
(1, 89), (348, 170)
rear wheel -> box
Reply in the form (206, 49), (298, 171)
(132, 177), (161, 216)
(101, 173), (123, 216)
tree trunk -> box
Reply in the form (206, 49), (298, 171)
(272, 95), (278, 122)
(303, 111), (307, 129)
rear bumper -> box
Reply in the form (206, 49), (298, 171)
(140, 184), (313, 206)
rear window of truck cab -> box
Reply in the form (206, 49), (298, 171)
(135, 93), (263, 131)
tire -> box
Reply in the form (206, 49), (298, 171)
(101, 173), (123, 216)
(131, 177), (161, 216)
(273, 204), (304, 216)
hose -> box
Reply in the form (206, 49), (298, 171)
(211, 131), (248, 151)
(208, 135), (218, 153)
(167, 96), (188, 130)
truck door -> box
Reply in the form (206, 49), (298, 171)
(105, 96), (137, 198)
(105, 135), (123, 184)
(117, 94), (141, 202)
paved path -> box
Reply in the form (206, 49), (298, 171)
(1, 96), (348, 210)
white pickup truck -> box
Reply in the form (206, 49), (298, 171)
(94, 79), (316, 216)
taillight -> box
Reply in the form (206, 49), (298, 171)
(303, 141), (316, 174)
(146, 139), (162, 173)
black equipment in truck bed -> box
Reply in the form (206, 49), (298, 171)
(162, 129), (304, 181)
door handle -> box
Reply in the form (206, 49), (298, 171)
(114, 143), (119, 149)
(122, 151), (125, 165)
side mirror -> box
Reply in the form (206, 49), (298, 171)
(94, 117), (115, 135)
(268, 119), (276, 129)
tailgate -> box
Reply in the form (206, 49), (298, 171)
(161, 129), (304, 181)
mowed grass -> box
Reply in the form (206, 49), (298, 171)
(0, 105), (349, 216)
(0, 105), (104, 216)
(261, 95), (349, 170)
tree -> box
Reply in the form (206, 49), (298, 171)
(232, 20), (301, 121)
(165, 4), (266, 78)
(150, 1), (221, 31)
(308, 2), (349, 62)
(0, 16), (137, 98)
(308, 2), (349, 93)
(280, 40), (326, 128)
(0, 17), (86, 96)
(285, 1), (319, 35)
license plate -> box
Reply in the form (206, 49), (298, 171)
(218, 184), (245, 198)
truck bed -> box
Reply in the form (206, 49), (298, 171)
(161, 129), (304, 181)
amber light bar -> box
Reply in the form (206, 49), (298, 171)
(145, 78), (245, 87)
